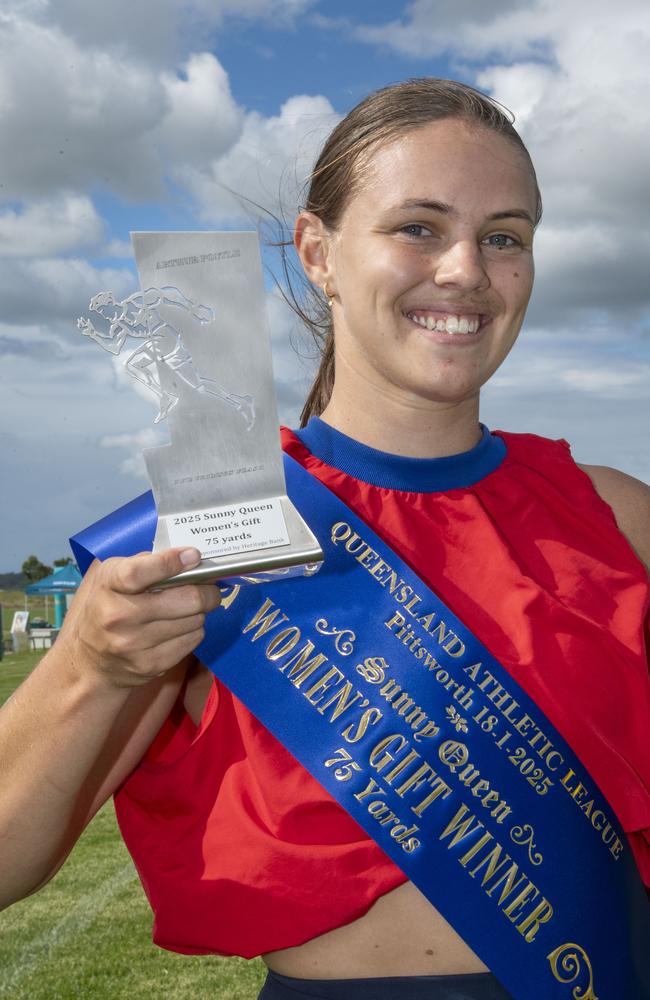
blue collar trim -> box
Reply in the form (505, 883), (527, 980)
(293, 417), (506, 493)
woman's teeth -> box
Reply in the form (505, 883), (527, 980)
(407, 313), (480, 334)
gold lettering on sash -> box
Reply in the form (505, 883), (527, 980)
(316, 681), (367, 721)
(242, 597), (289, 639)
(341, 707), (383, 744)
(303, 666), (346, 705)
(547, 942), (597, 999)
(385, 609), (406, 631)
(383, 750), (421, 785)
(393, 762), (438, 799)
(501, 882), (541, 923)
(356, 656), (388, 684)
(458, 831), (494, 867)
(278, 642), (329, 687)
(490, 801), (513, 824)
(437, 744), (512, 823)
(560, 768), (624, 860)
(218, 583), (241, 609)
(441, 806), (554, 944)
(517, 899), (554, 943)
(265, 626), (302, 660)
(463, 662), (483, 682)
(410, 776), (453, 816)
(344, 533), (366, 555)
(367, 557), (391, 583)
(352, 670), (441, 740)
(439, 804), (486, 848)
(356, 546), (380, 569)
(352, 776), (422, 854)
(354, 776), (386, 803)
(369, 733), (409, 771)
(330, 521), (352, 544)
(484, 861), (530, 907)
(438, 739), (469, 772)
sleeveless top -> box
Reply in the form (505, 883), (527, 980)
(114, 423), (650, 958)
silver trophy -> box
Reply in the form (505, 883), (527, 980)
(77, 231), (323, 587)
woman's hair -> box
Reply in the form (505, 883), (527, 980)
(294, 78), (542, 426)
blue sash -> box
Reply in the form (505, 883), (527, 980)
(71, 455), (650, 1000)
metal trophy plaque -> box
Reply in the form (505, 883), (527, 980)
(77, 231), (323, 587)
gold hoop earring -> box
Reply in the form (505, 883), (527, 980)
(323, 283), (334, 309)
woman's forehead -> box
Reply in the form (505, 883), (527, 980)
(348, 120), (537, 219)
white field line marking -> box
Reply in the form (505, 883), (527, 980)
(0, 862), (137, 996)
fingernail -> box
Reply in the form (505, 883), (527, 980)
(179, 548), (202, 566)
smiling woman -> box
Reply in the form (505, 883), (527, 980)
(0, 79), (649, 1000)
(295, 120), (537, 452)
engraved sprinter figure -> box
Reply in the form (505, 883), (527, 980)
(77, 286), (255, 429)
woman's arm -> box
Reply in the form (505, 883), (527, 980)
(579, 464), (650, 572)
(0, 546), (220, 910)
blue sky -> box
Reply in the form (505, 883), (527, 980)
(1, 0), (649, 570)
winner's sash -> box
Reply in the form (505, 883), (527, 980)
(71, 456), (650, 1000)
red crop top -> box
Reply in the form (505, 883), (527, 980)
(114, 426), (650, 957)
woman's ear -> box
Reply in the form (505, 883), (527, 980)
(294, 211), (334, 290)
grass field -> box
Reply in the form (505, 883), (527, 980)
(0, 649), (267, 999)
(1, 591), (51, 638)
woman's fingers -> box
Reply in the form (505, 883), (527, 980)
(64, 548), (223, 688)
(117, 627), (208, 680)
(144, 580), (222, 622)
(132, 613), (208, 647)
(108, 547), (202, 595)
(103, 548), (222, 623)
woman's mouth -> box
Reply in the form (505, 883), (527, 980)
(404, 309), (484, 334)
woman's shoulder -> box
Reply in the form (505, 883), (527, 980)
(578, 464), (650, 572)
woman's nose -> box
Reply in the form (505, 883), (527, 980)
(433, 240), (490, 292)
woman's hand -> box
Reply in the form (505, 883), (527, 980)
(61, 547), (221, 689)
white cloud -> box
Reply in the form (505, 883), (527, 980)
(0, 20), (241, 204)
(490, 344), (650, 399)
(157, 52), (243, 169)
(558, 368), (648, 393)
(475, 62), (556, 127)
(0, 195), (104, 256)
(182, 94), (339, 223)
(100, 428), (167, 478)
(34, 0), (317, 65)
(349, 0), (650, 68)
(0, 13), (167, 200)
(526, 224), (650, 325)
(0, 257), (135, 324)
(349, 0), (543, 60)
(102, 238), (134, 259)
(0, 9), (326, 227)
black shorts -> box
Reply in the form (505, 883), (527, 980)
(258, 970), (513, 999)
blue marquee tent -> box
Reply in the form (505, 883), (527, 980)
(25, 564), (82, 627)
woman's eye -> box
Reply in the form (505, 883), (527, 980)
(484, 233), (519, 249)
(399, 224), (432, 237)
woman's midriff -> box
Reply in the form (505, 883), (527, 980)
(182, 666), (488, 980)
(262, 881), (489, 979)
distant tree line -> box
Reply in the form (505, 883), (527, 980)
(0, 556), (73, 590)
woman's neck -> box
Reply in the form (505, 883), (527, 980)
(319, 386), (482, 460)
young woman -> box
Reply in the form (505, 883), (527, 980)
(1, 80), (648, 1000)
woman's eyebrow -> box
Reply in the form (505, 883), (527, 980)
(487, 209), (535, 225)
(394, 199), (535, 226)
(396, 198), (452, 214)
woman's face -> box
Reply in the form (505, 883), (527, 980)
(324, 119), (537, 410)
